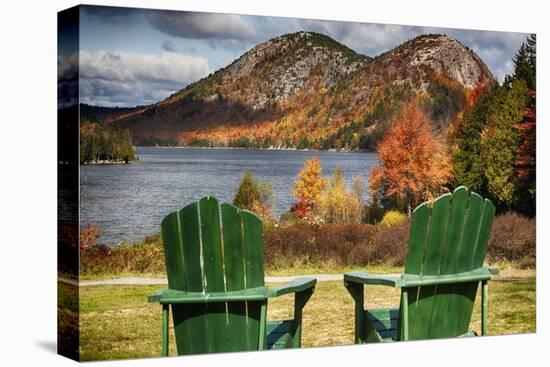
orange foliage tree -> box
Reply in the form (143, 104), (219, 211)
(79, 222), (102, 251)
(369, 101), (452, 215)
(291, 157), (327, 219)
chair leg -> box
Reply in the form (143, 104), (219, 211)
(344, 282), (365, 344)
(162, 304), (169, 356)
(401, 289), (409, 341)
(481, 280), (488, 336)
(258, 301), (267, 350)
(292, 288), (314, 348)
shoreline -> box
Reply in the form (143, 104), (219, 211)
(135, 145), (375, 153)
(81, 160), (136, 166)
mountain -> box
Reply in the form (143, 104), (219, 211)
(99, 32), (495, 150)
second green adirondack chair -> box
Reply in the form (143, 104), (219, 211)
(344, 186), (499, 342)
(149, 196), (316, 356)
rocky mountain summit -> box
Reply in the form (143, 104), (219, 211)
(374, 34), (493, 89)
(219, 32), (369, 109)
(98, 32), (495, 150)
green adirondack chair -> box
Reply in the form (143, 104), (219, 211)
(148, 196), (316, 356)
(344, 186), (499, 343)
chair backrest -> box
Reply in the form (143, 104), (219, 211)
(397, 186), (495, 340)
(161, 196), (266, 354)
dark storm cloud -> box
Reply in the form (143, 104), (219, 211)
(81, 5), (145, 25)
(59, 50), (211, 107)
(58, 53), (79, 108)
(146, 11), (257, 41)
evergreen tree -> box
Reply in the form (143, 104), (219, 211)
(233, 170), (260, 210)
(512, 34), (536, 90)
(233, 170), (274, 219)
(79, 124), (136, 164)
(451, 84), (499, 193)
(481, 80), (530, 209)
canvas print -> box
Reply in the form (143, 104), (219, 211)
(57, 4), (536, 362)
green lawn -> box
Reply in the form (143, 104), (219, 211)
(65, 269), (536, 361)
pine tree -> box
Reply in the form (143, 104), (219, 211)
(233, 171), (274, 219)
(513, 34), (536, 90)
(451, 84), (499, 193)
(233, 170), (261, 211)
(481, 80), (530, 208)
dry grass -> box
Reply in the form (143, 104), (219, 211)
(72, 269), (536, 361)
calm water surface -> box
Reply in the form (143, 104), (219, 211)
(80, 147), (378, 246)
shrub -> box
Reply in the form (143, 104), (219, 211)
(79, 212), (535, 276)
(379, 210), (407, 227)
(369, 219), (410, 266)
(80, 239), (165, 275)
(264, 223), (376, 268)
(488, 212), (536, 268)
(364, 200), (385, 224)
(79, 222), (102, 251)
(264, 220), (411, 269)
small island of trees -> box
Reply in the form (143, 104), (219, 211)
(80, 124), (137, 164)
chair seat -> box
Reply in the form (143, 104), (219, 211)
(365, 307), (478, 342)
(366, 308), (399, 342)
(267, 320), (294, 349)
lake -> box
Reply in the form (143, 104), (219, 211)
(80, 147), (379, 246)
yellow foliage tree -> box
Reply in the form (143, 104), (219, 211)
(319, 168), (363, 224)
(292, 157), (328, 218)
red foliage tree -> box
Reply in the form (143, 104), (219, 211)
(515, 90), (536, 181)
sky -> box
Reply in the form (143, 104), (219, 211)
(59, 5), (531, 107)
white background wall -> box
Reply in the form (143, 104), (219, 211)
(0, 0), (546, 366)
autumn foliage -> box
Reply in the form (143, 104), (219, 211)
(80, 222), (103, 251)
(515, 91), (536, 181)
(291, 157), (328, 219)
(369, 101), (452, 213)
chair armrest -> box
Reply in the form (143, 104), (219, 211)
(267, 277), (317, 298)
(148, 286), (268, 304)
(400, 266), (498, 287)
(344, 266), (499, 289)
(344, 271), (402, 287)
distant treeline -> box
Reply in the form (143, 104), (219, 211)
(80, 124), (136, 164)
(80, 103), (142, 124)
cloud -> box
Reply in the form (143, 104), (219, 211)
(161, 40), (177, 52)
(146, 11), (257, 41)
(81, 5), (144, 26)
(296, 20), (417, 56)
(75, 50), (211, 107)
(80, 5), (526, 82)
(291, 18), (528, 81)
(437, 28), (527, 81)
(58, 53), (79, 108)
